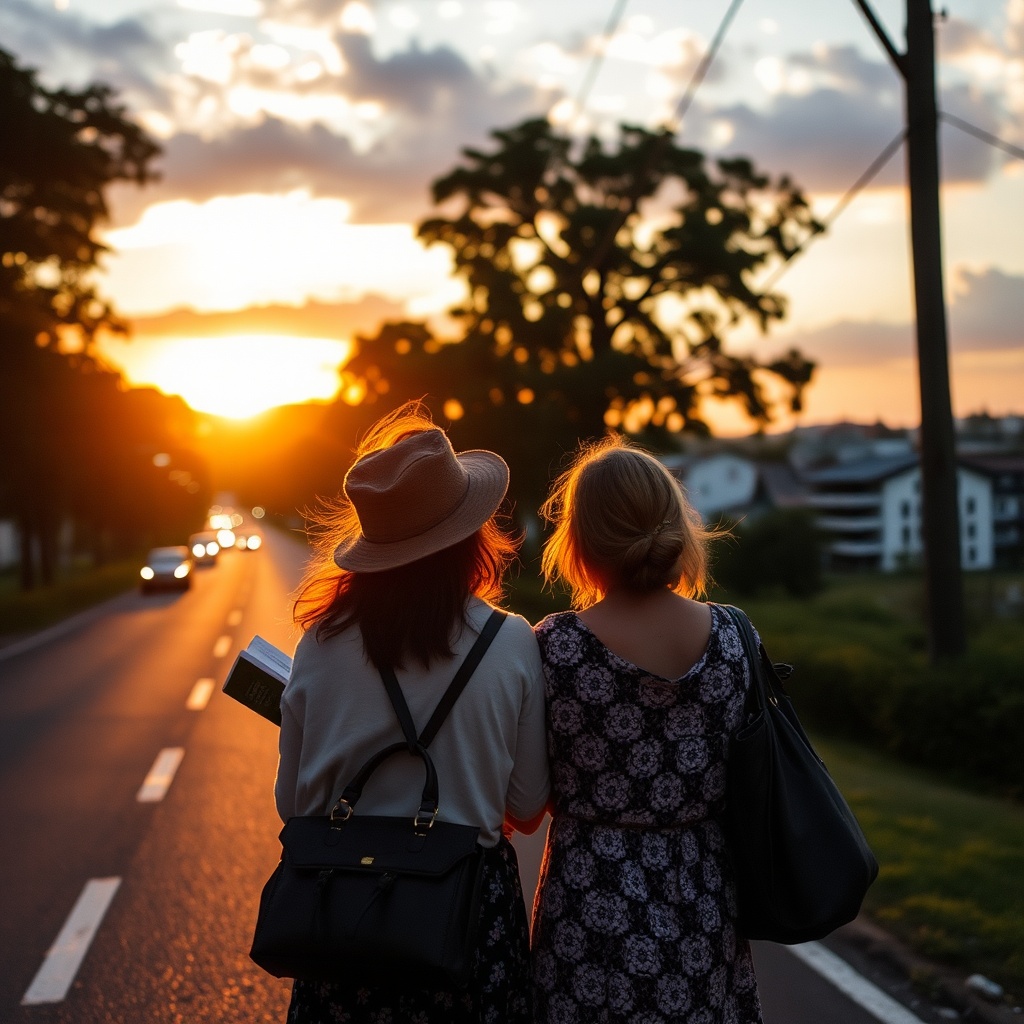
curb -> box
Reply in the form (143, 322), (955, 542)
(832, 917), (1021, 1023)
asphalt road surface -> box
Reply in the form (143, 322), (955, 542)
(0, 527), (933, 1023)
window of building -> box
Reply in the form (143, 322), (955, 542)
(967, 546), (977, 564)
(967, 523), (976, 539)
(901, 501), (910, 518)
(966, 497), (976, 514)
(901, 526), (911, 546)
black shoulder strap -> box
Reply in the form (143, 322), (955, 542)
(379, 608), (508, 750)
(721, 603), (768, 713)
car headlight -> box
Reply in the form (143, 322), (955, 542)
(206, 541), (219, 556)
(140, 566), (155, 580)
(246, 535), (262, 550)
(192, 543), (205, 557)
(216, 529), (235, 549)
(174, 563), (191, 579)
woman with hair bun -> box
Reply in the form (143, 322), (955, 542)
(530, 434), (763, 1024)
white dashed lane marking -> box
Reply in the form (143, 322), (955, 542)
(791, 941), (927, 1024)
(21, 877), (122, 1005)
(136, 747), (185, 802)
(186, 678), (215, 710)
(227, 609), (242, 626)
(212, 635), (232, 659)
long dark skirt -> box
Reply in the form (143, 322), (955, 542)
(286, 838), (532, 1024)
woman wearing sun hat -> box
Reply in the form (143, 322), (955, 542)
(275, 401), (550, 1024)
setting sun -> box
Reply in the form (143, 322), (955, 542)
(104, 333), (352, 418)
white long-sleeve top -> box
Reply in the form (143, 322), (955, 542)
(275, 597), (550, 847)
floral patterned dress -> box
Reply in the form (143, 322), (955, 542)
(531, 605), (763, 1024)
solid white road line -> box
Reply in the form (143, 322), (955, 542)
(227, 609), (243, 626)
(21, 877), (122, 1005)
(136, 747), (185, 802)
(791, 941), (927, 1024)
(186, 678), (215, 710)
(212, 635), (232, 658)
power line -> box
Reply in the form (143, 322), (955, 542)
(581, 0), (748, 273)
(756, 127), (908, 297)
(669, 0), (746, 130)
(573, 0), (631, 111)
(940, 111), (1024, 163)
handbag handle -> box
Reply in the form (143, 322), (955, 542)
(330, 608), (507, 833)
(331, 741), (440, 833)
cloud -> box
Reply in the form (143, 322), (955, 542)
(109, 29), (549, 225)
(777, 319), (914, 368)
(124, 294), (406, 340)
(949, 266), (1024, 349)
(771, 266), (1024, 371)
(0, 0), (171, 109)
(695, 44), (1001, 192)
(938, 16), (1003, 60)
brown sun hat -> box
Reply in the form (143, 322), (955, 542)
(333, 428), (510, 572)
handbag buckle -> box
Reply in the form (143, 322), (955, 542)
(329, 799), (354, 827)
(412, 807), (438, 836)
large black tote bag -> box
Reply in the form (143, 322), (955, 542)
(722, 605), (878, 944)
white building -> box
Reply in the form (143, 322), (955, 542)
(664, 453), (759, 520)
(805, 455), (994, 572)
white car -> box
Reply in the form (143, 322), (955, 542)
(140, 546), (193, 593)
(189, 531), (221, 566)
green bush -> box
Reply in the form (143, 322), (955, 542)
(756, 616), (1024, 798)
(887, 651), (1024, 797)
(712, 509), (824, 598)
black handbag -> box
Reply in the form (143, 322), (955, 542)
(722, 604), (879, 944)
(250, 608), (507, 986)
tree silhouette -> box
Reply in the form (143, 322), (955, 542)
(343, 118), (819, 508)
(0, 46), (161, 587)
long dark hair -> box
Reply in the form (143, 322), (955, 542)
(292, 403), (519, 672)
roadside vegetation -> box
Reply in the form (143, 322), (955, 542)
(3, 557), (1022, 999)
(0, 559), (143, 640)
(822, 737), (1024, 999)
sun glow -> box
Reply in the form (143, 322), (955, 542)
(102, 193), (454, 317)
(105, 333), (351, 419)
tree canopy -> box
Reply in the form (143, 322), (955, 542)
(0, 47), (184, 589)
(342, 117), (820, 508)
(0, 46), (159, 352)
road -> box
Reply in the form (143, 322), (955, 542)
(0, 527), (931, 1023)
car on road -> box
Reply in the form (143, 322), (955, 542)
(189, 531), (221, 566)
(140, 546), (193, 593)
(233, 528), (262, 551)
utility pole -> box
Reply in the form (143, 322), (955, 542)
(855, 0), (966, 660)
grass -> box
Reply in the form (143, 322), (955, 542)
(821, 737), (1024, 997)
(4, 558), (1023, 998)
(0, 559), (143, 638)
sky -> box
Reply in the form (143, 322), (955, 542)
(4, 0), (1023, 429)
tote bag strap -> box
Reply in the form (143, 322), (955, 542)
(721, 604), (769, 715)
(379, 608), (508, 750)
